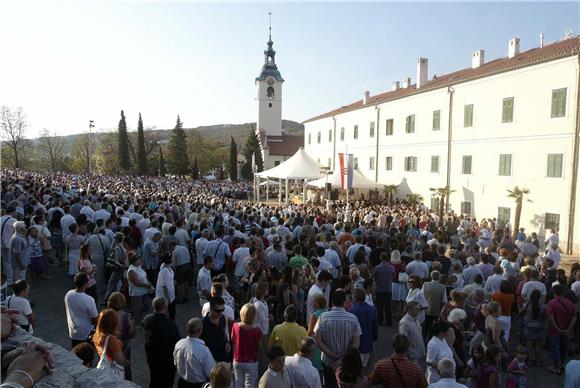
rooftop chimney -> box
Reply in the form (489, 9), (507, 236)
(540, 33), (544, 48)
(416, 58), (428, 88)
(471, 49), (485, 69)
(391, 81), (400, 91)
(508, 37), (520, 58)
(402, 77), (411, 88)
(363, 91), (370, 105)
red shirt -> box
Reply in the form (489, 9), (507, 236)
(231, 323), (262, 363)
(546, 296), (576, 336)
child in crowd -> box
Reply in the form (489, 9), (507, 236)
(464, 345), (484, 388)
(506, 345), (527, 388)
(26, 227), (44, 286)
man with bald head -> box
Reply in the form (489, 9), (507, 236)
(173, 317), (216, 388)
(284, 337), (322, 388)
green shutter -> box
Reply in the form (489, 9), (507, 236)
(502, 98), (514, 123)
(551, 88), (567, 118)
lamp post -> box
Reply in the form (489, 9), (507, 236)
(88, 120), (95, 174)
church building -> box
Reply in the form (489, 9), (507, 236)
(255, 25), (303, 169)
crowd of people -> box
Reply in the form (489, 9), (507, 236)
(1, 168), (579, 388)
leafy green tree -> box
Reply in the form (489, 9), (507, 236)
(429, 186), (456, 224)
(167, 115), (189, 175)
(136, 113), (148, 175)
(405, 193), (424, 206)
(158, 146), (166, 176)
(507, 186), (532, 236)
(229, 136), (238, 181)
(118, 110), (131, 171)
(384, 184), (399, 205)
(192, 156), (199, 179)
(241, 127), (263, 180)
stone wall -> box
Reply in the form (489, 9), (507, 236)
(2, 328), (139, 388)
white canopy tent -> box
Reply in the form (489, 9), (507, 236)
(308, 168), (384, 189)
(255, 148), (323, 203)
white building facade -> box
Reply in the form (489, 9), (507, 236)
(304, 36), (580, 254)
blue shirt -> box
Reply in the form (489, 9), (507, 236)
(203, 239), (231, 271)
(374, 262), (394, 293)
(349, 302), (378, 354)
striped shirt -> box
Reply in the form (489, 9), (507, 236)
(314, 307), (362, 367)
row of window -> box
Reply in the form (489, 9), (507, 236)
(370, 153), (565, 178)
(307, 88), (568, 144)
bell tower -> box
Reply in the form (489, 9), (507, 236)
(256, 13), (283, 139)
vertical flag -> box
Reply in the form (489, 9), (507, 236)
(338, 153), (354, 190)
(345, 153), (354, 190)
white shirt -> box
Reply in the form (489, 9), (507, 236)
(285, 354), (322, 388)
(80, 206), (95, 222)
(173, 337), (215, 383)
(253, 298), (270, 335)
(60, 214), (76, 238)
(64, 289), (98, 340)
(195, 237), (209, 265)
(0, 215), (16, 248)
(232, 246), (250, 277)
(426, 336), (455, 384)
(406, 259), (429, 279)
(172, 245), (192, 267)
(306, 283), (328, 323)
(94, 209), (111, 223)
(521, 280), (547, 302)
(174, 228), (191, 247)
(428, 378), (467, 388)
(484, 274), (503, 294)
(572, 281), (580, 313)
(323, 249), (341, 279)
(5, 295), (32, 327)
(197, 267), (212, 306)
(156, 264), (175, 303)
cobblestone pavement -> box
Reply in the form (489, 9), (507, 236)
(29, 265), (573, 387)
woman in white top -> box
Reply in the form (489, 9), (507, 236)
(127, 252), (153, 325)
(65, 223), (84, 277)
(155, 252), (176, 321)
(6, 280), (36, 332)
(426, 320), (456, 384)
(406, 275), (428, 325)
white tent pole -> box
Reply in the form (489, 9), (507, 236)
(303, 179), (307, 205)
(279, 180), (282, 205)
(266, 180), (269, 201)
(257, 176), (260, 202)
(285, 179), (289, 204)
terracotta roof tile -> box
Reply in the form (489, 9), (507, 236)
(266, 134), (304, 156)
(303, 37), (580, 123)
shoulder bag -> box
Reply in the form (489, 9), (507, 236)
(96, 335), (125, 379)
(391, 358), (409, 388)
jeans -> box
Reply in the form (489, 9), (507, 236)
(375, 291), (392, 325)
(233, 361), (258, 388)
(323, 364), (337, 388)
(132, 294), (150, 325)
(548, 334), (570, 367)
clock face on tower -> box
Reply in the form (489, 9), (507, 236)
(266, 76), (275, 86)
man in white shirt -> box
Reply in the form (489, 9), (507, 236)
(93, 203), (111, 224)
(79, 200), (95, 222)
(60, 206), (76, 239)
(285, 337), (322, 388)
(429, 358), (466, 388)
(323, 243), (342, 279)
(173, 318), (215, 386)
(521, 271), (547, 303)
(195, 229), (210, 270)
(0, 206), (17, 285)
(197, 256), (214, 306)
(306, 271), (333, 322)
(64, 273), (98, 347)
(484, 266), (504, 295)
(172, 241), (192, 304)
(406, 254), (429, 280)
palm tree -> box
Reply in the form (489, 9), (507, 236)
(405, 193), (424, 206)
(384, 184), (399, 205)
(507, 186), (532, 236)
(430, 186), (456, 224)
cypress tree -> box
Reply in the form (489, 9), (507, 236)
(167, 115), (189, 176)
(136, 113), (148, 175)
(241, 127), (263, 180)
(118, 110), (130, 171)
(229, 136), (238, 181)
(159, 147), (166, 176)
(192, 156), (199, 179)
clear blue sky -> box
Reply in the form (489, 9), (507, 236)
(0, 1), (578, 138)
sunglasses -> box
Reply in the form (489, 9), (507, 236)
(213, 308), (225, 313)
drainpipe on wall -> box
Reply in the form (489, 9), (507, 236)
(375, 105), (381, 182)
(332, 115), (337, 171)
(446, 86), (455, 211)
(566, 54), (580, 255)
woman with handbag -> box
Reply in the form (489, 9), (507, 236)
(93, 308), (128, 379)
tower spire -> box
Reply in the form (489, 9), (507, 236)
(268, 11), (272, 42)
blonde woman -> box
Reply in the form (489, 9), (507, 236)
(231, 303), (262, 388)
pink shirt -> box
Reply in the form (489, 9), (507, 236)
(231, 323), (262, 363)
(546, 296), (575, 336)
